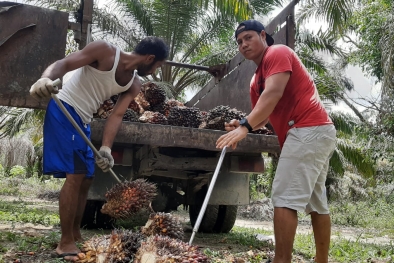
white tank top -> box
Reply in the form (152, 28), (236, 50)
(58, 46), (136, 124)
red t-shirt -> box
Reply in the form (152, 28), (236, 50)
(250, 45), (332, 148)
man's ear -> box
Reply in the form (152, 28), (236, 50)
(146, 55), (156, 63)
(259, 30), (267, 42)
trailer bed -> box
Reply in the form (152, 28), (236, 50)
(90, 119), (281, 154)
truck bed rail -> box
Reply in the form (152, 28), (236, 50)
(90, 119), (280, 154)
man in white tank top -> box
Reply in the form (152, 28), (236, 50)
(30, 37), (169, 261)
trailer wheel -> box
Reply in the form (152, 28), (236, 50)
(214, 205), (238, 233)
(189, 204), (219, 233)
(188, 186), (219, 233)
(80, 200), (114, 229)
(80, 200), (97, 229)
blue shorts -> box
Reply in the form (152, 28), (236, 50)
(43, 99), (95, 178)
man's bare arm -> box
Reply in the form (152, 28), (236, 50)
(101, 77), (142, 148)
(41, 40), (113, 80)
(246, 72), (290, 129)
(253, 119), (269, 130)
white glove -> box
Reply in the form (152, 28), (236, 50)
(30, 78), (59, 100)
(95, 146), (114, 172)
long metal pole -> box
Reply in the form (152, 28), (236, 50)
(189, 146), (227, 245)
(51, 79), (122, 183)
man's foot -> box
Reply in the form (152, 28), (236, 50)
(55, 245), (80, 262)
(50, 251), (79, 262)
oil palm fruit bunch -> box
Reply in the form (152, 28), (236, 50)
(167, 106), (202, 128)
(76, 235), (111, 263)
(142, 82), (167, 106)
(106, 229), (146, 263)
(101, 179), (157, 219)
(151, 99), (184, 117)
(204, 105), (246, 131)
(141, 212), (184, 240)
(94, 99), (115, 119)
(135, 235), (209, 263)
(123, 109), (140, 122)
(128, 100), (143, 114)
(135, 91), (151, 111)
(139, 111), (168, 125)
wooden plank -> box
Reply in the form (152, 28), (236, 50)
(265, 0), (299, 34)
(90, 119), (281, 154)
(185, 78), (216, 107)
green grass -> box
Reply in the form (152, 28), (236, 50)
(330, 199), (394, 230)
(227, 226), (394, 263)
(0, 200), (59, 226)
(0, 175), (62, 197)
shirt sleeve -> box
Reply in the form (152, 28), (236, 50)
(264, 45), (293, 79)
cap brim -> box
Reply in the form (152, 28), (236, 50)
(266, 34), (274, 46)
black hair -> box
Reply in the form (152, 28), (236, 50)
(134, 36), (169, 62)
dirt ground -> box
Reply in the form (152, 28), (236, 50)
(0, 196), (393, 263)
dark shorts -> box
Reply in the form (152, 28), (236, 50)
(43, 99), (95, 178)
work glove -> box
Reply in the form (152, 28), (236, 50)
(30, 78), (59, 100)
(95, 146), (114, 172)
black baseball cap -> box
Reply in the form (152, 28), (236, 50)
(235, 20), (274, 46)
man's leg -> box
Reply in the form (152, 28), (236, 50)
(273, 207), (298, 263)
(311, 213), (331, 262)
(73, 177), (93, 242)
(56, 173), (85, 261)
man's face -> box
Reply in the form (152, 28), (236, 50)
(236, 30), (266, 60)
(137, 60), (164, 76)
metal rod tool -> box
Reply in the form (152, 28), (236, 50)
(189, 146), (228, 245)
(51, 78), (122, 183)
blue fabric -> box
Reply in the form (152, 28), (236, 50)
(43, 99), (95, 178)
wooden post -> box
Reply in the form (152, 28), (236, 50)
(79, 0), (93, 49)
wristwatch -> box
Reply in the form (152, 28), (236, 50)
(239, 118), (253, 132)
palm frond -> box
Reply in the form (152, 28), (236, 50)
(297, 48), (327, 75)
(329, 112), (361, 137)
(329, 149), (345, 177)
(336, 139), (376, 179)
(296, 28), (344, 57)
(112, 0), (153, 35)
(297, 0), (356, 33)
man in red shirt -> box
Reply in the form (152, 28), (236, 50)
(216, 20), (336, 263)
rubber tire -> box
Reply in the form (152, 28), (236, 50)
(213, 205), (238, 233)
(189, 186), (219, 233)
(189, 204), (219, 233)
(80, 200), (115, 229)
(95, 201), (115, 229)
(80, 200), (97, 229)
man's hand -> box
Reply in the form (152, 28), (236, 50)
(224, 119), (240, 131)
(95, 146), (114, 172)
(216, 126), (248, 150)
(30, 78), (60, 100)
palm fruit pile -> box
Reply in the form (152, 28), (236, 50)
(143, 82), (167, 105)
(76, 215), (208, 262)
(139, 111), (168, 125)
(123, 109), (139, 122)
(135, 90), (151, 111)
(135, 235), (209, 263)
(92, 82), (274, 134)
(200, 105), (246, 131)
(251, 128), (274, 135)
(105, 230), (146, 263)
(76, 235), (111, 263)
(94, 99), (115, 119)
(101, 179), (157, 219)
(167, 106), (203, 128)
(141, 212), (184, 240)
